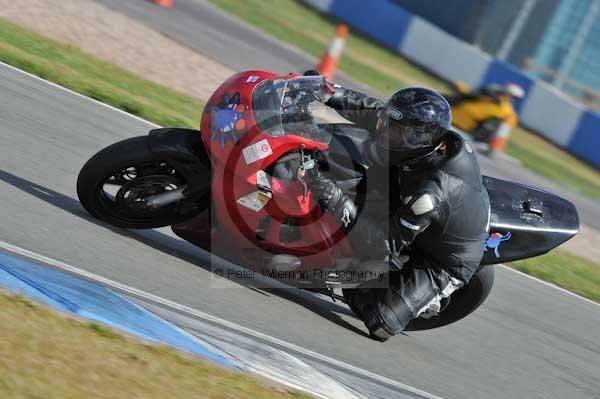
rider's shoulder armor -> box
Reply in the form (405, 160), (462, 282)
(439, 132), (485, 193)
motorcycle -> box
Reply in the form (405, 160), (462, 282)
(77, 71), (579, 331)
(446, 82), (519, 146)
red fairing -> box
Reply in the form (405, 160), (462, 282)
(200, 70), (328, 165)
(175, 70), (354, 277)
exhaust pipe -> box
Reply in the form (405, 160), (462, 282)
(144, 186), (186, 207)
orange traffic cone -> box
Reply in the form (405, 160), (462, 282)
(488, 122), (511, 153)
(153, 0), (173, 8)
(317, 24), (349, 81)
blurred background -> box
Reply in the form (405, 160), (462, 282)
(396, 0), (600, 111)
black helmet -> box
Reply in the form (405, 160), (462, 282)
(374, 88), (451, 167)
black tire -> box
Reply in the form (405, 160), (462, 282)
(405, 266), (495, 331)
(77, 136), (207, 229)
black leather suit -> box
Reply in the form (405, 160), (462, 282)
(325, 88), (491, 337)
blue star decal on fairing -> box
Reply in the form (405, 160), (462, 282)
(210, 92), (247, 148)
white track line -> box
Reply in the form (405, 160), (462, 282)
(2, 60), (596, 308)
(0, 240), (441, 399)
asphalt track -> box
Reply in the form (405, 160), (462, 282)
(95, 0), (600, 231)
(2, 56), (600, 399)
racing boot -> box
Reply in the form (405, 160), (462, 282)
(346, 266), (443, 342)
(344, 288), (402, 342)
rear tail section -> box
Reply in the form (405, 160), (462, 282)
(481, 176), (579, 265)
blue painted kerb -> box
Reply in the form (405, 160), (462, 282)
(0, 251), (237, 369)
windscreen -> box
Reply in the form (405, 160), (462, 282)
(252, 76), (332, 144)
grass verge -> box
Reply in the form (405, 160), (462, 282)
(507, 127), (600, 202)
(0, 14), (597, 302)
(0, 289), (310, 399)
(0, 17), (202, 128)
(510, 250), (600, 303)
(208, 0), (600, 203)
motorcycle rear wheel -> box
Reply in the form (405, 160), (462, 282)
(77, 136), (208, 229)
(405, 266), (495, 331)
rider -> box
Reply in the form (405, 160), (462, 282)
(309, 74), (491, 341)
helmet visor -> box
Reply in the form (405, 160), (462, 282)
(376, 119), (441, 151)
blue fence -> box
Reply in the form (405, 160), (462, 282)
(329, 0), (412, 48)
(305, 0), (599, 168)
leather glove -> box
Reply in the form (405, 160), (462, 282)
(303, 69), (321, 76)
(385, 239), (408, 270)
(310, 173), (357, 232)
(302, 70), (338, 104)
(310, 173), (345, 211)
(310, 174), (406, 262)
(310, 174), (407, 267)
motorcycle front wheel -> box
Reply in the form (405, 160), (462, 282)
(77, 136), (208, 229)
